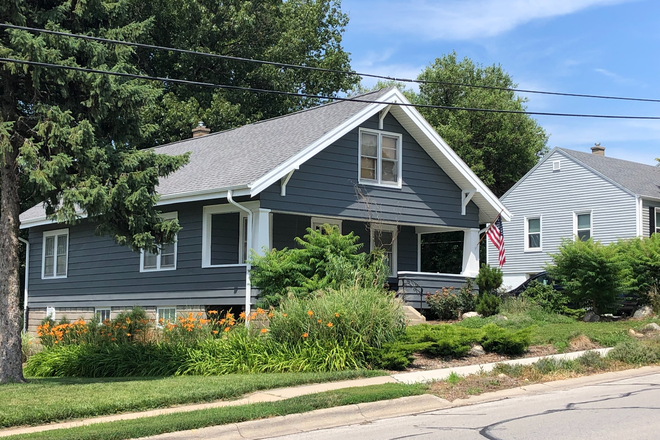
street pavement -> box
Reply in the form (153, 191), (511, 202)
(268, 371), (660, 440)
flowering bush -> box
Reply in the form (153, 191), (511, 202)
(426, 281), (477, 320)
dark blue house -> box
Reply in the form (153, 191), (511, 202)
(20, 87), (510, 331)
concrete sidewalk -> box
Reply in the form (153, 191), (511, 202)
(0, 348), (624, 438)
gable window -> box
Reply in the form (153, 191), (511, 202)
(141, 212), (178, 272)
(525, 217), (541, 251)
(359, 129), (402, 187)
(95, 308), (111, 323)
(575, 212), (592, 241)
(42, 229), (69, 279)
(157, 307), (176, 325)
(371, 225), (398, 275)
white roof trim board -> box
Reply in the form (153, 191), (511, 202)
(20, 87), (508, 228)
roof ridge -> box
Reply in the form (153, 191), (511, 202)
(558, 147), (660, 170)
(153, 87), (394, 151)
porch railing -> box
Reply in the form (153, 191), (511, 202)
(397, 272), (476, 310)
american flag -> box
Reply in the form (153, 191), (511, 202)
(487, 215), (506, 267)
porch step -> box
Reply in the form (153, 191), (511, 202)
(403, 305), (426, 326)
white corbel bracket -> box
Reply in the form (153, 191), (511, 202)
(461, 189), (476, 215)
(280, 169), (296, 196)
(379, 105), (392, 129)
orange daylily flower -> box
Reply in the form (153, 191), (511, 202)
(327, 322), (333, 328)
(260, 328), (268, 334)
(307, 310), (314, 317)
(302, 333), (309, 338)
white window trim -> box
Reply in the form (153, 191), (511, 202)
(358, 128), (403, 189)
(157, 306), (177, 327)
(370, 224), (398, 275)
(140, 212), (178, 272)
(655, 207), (660, 234)
(202, 202), (260, 268)
(95, 308), (111, 323)
(574, 211), (593, 241)
(41, 228), (69, 279)
(524, 216), (542, 252)
(311, 216), (343, 232)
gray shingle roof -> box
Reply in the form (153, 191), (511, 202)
(20, 88), (392, 223)
(559, 148), (660, 199)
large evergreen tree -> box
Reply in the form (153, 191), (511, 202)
(0, 0), (356, 383)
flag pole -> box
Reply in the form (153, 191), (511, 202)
(477, 210), (503, 246)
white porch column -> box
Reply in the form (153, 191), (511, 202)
(251, 208), (271, 256)
(461, 228), (480, 277)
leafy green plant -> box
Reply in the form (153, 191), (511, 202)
(249, 226), (389, 307)
(548, 239), (627, 314)
(607, 340), (659, 365)
(475, 264), (503, 294)
(615, 235), (660, 300)
(269, 286), (406, 349)
(480, 324), (531, 355)
(426, 281), (477, 321)
(520, 281), (568, 314)
(476, 292), (501, 317)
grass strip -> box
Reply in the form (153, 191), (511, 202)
(5, 383), (426, 440)
(0, 370), (385, 428)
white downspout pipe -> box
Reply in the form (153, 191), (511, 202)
(226, 190), (252, 324)
(18, 237), (30, 333)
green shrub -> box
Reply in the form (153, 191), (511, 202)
(577, 350), (607, 369)
(520, 281), (568, 314)
(475, 264), (503, 294)
(425, 280), (477, 321)
(607, 340), (659, 365)
(548, 238), (627, 314)
(615, 235), (660, 300)
(268, 286), (406, 349)
(21, 332), (40, 363)
(480, 324), (531, 355)
(249, 226), (389, 307)
(476, 292), (501, 317)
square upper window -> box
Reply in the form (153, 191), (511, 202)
(359, 129), (402, 187)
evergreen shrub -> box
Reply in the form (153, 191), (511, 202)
(476, 292), (501, 317)
(475, 264), (503, 294)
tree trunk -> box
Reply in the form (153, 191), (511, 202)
(0, 145), (25, 383)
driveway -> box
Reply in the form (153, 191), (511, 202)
(268, 371), (660, 440)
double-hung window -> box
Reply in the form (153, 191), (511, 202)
(371, 225), (398, 275)
(42, 229), (69, 279)
(525, 217), (541, 251)
(141, 212), (178, 272)
(575, 212), (592, 241)
(359, 129), (402, 187)
(95, 308), (111, 323)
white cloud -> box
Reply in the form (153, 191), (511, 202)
(348, 0), (635, 41)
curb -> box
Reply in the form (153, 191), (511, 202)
(141, 366), (660, 439)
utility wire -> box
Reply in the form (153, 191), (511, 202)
(2, 57), (659, 120)
(2, 23), (659, 104)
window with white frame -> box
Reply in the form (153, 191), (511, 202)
(655, 208), (660, 234)
(311, 217), (342, 234)
(525, 217), (541, 251)
(371, 225), (398, 275)
(359, 129), (402, 187)
(575, 212), (592, 241)
(42, 229), (69, 279)
(157, 307), (176, 325)
(95, 308), (111, 323)
(141, 212), (178, 272)
(202, 203), (258, 268)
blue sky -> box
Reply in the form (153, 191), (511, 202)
(340, 0), (659, 165)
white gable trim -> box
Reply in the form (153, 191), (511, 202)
(248, 88), (509, 223)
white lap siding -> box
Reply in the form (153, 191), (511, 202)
(489, 149), (638, 289)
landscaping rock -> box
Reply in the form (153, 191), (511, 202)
(628, 328), (644, 338)
(461, 312), (482, 319)
(641, 323), (660, 333)
(633, 306), (654, 320)
(468, 345), (486, 356)
(494, 315), (509, 321)
(583, 311), (600, 322)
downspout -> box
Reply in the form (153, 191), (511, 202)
(226, 190), (252, 324)
(18, 237), (29, 333)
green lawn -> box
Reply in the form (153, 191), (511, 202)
(0, 370), (385, 428)
(5, 383), (426, 440)
(456, 307), (660, 351)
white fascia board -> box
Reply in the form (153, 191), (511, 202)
(391, 92), (511, 222)
(248, 89), (402, 196)
(19, 187), (252, 229)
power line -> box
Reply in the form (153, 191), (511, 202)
(2, 56), (660, 120)
(2, 23), (659, 104)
